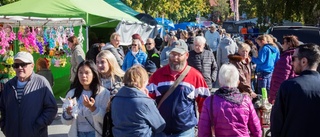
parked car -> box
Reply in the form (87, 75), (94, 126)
(266, 26), (320, 45)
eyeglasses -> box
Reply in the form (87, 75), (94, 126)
(131, 44), (138, 47)
(146, 43), (152, 45)
(12, 63), (31, 69)
(169, 53), (185, 58)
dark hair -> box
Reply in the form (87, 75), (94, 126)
(67, 36), (79, 46)
(283, 35), (300, 49)
(297, 43), (320, 68)
(72, 60), (101, 99)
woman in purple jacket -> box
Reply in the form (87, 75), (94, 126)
(268, 35), (299, 104)
(198, 64), (262, 137)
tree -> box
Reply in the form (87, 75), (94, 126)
(0, 0), (19, 6)
(121, 0), (211, 22)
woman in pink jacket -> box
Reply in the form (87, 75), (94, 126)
(198, 64), (262, 137)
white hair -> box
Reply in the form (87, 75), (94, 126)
(194, 36), (206, 45)
(218, 64), (239, 87)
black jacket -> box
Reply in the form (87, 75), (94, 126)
(0, 73), (57, 137)
(147, 48), (161, 68)
(187, 50), (217, 89)
(271, 70), (320, 137)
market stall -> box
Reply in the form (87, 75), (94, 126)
(0, 0), (140, 98)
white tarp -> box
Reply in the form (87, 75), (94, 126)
(116, 21), (158, 45)
(0, 16), (85, 27)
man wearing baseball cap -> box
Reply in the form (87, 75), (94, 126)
(148, 43), (210, 136)
(0, 51), (57, 137)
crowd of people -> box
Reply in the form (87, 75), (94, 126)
(0, 23), (320, 137)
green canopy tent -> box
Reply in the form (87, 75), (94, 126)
(0, 0), (140, 99)
(105, 0), (139, 17)
(0, 0), (140, 28)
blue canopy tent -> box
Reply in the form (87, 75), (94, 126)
(155, 17), (175, 28)
(173, 22), (197, 30)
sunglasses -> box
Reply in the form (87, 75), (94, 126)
(12, 63), (31, 69)
(146, 43), (152, 45)
(131, 44), (138, 47)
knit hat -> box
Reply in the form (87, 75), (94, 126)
(144, 60), (157, 73)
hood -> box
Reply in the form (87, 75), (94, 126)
(115, 86), (149, 98)
(102, 43), (114, 50)
(264, 44), (279, 53)
(220, 37), (234, 45)
(228, 53), (243, 62)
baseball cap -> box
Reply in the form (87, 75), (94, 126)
(171, 44), (188, 54)
(14, 51), (34, 63)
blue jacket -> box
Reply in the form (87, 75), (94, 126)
(0, 73), (57, 137)
(111, 86), (165, 137)
(252, 44), (280, 73)
(122, 50), (147, 71)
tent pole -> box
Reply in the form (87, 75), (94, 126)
(86, 26), (89, 52)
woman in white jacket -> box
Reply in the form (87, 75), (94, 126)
(61, 60), (110, 137)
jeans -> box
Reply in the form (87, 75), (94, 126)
(256, 71), (272, 95)
(78, 131), (95, 137)
(155, 127), (195, 137)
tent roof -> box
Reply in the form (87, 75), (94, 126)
(105, 0), (139, 17)
(0, 0), (141, 27)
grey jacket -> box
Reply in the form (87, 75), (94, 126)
(187, 50), (218, 89)
(101, 43), (124, 66)
(0, 73), (58, 137)
(217, 37), (238, 68)
(70, 45), (85, 82)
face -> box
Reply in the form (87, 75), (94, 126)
(146, 39), (155, 50)
(282, 39), (290, 50)
(111, 36), (121, 47)
(255, 40), (263, 47)
(169, 51), (189, 71)
(238, 48), (250, 59)
(13, 59), (34, 82)
(194, 41), (205, 53)
(96, 57), (110, 75)
(78, 65), (94, 88)
(68, 41), (74, 49)
(131, 41), (139, 52)
(291, 49), (303, 75)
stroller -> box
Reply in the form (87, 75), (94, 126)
(254, 95), (272, 137)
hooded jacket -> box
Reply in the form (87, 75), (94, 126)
(111, 86), (166, 137)
(198, 92), (261, 137)
(228, 54), (253, 94)
(122, 50), (147, 71)
(269, 49), (296, 103)
(0, 73), (57, 137)
(252, 44), (280, 73)
(217, 37), (238, 68)
(101, 43), (124, 67)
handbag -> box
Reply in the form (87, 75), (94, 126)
(209, 95), (216, 137)
(102, 97), (114, 137)
(157, 66), (191, 108)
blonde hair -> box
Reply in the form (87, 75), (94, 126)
(238, 43), (251, 51)
(181, 30), (188, 39)
(266, 34), (277, 47)
(110, 32), (120, 41)
(123, 65), (149, 88)
(96, 50), (125, 82)
(256, 34), (277, 48)
(67, 36), (79, 45)
(132, 39), (142, 50)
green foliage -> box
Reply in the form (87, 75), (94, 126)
(121, 0), (211, 22)
(0, 0), (19, 6)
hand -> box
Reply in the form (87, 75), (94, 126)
(66, 106), (72, 115)
(83, 95), (96, 112)
(250, 92), (257, 98)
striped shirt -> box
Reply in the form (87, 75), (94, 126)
(16, 80), (27, 103)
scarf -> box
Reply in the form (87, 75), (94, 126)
(214, 87), (244, 104)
